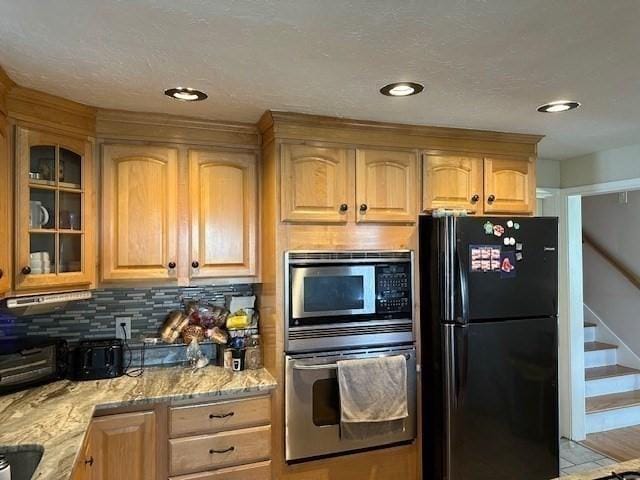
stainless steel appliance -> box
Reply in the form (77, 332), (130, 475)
(420, 216), (559, 480)
(285, 345), (417, 462)
(285, 250), (414, 352)
(284, 250), (417, 462)
(0, 337), (68, 394)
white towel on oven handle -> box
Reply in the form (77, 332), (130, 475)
(337, 354), (409, 423)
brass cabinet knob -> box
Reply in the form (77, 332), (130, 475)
(470, 194), (480, 203)
(359, 204), (368, 213)
(339, 203), (348, 213)
(192, 261), (200, 269)
(22, 266), (31, 275)
(487, 194), (496, 203)
(168, 262), (176, 269)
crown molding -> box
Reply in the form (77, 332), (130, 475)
(7, 85), (96, 137)
(96, 109), (260, 149)
(259, 110), (542, 157)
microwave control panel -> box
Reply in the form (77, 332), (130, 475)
(375, 263), (412, 314)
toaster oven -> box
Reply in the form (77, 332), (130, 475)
(0, 337), (68, 394)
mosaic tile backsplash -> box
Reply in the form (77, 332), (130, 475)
(0, 284), (254, 344)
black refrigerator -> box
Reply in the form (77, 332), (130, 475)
(420, 215), (559, 480)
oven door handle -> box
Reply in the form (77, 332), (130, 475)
(292, 363), (338, 371)
(292, 353), (412, 371)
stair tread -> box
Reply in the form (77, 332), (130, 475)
(584, 322), (597, 328)
(585, 341), (618, 352)
(585, 365), (640, 380)
(586, 390), (640, 413)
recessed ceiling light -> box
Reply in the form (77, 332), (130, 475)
(164, 87), (208, 102)
(537, 100), (581, 113)
(380, 82), (424, 97)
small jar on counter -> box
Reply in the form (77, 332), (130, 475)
(245, 334), (263, 370)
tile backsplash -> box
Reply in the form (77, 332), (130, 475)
(0, 284), (255, 344)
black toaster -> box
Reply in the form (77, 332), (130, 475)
(70, 338), (125, 380)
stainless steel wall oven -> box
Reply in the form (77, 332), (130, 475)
(284, 250), (417, 462)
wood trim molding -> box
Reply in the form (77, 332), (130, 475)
(96, 109), (260, 148)
(0, 66), (14, 116)
(583, 230), (640, 291)
(7, 85), (96, 137)
(259, 110), (543, 156)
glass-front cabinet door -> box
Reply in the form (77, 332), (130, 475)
(15, 127), (94, 291)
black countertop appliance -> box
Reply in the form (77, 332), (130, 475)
(420, 216), (559, 480)
(0, 337), (68, 394)
(70, 338), (124, 380)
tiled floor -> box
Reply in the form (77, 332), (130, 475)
(560, 437), (618, 476)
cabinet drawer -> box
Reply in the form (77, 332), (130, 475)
(169, 460), (271, 480)
(169, 425), (271, 476)
(170, 396), (270, 437)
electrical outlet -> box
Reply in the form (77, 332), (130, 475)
(115, 317), (132, 340)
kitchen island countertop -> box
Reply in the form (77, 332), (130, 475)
(0, 365), (277, 480)
(557, 458), (640, 479)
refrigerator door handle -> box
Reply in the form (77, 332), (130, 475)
(455, 248), (469, 324)
(443, 325), (455, 480)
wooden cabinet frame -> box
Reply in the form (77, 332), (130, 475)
(189, 149), (258, 278)
(0, 114), (10, 295)
(101, 144), (179, 282)
(14, 126), (95, 291)
(280, 142), (418, 225)
(422, 150), (536, 215)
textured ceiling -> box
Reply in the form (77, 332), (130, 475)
(0, 0), (639, 159)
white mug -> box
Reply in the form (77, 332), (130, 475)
(29, 201), (50, 229)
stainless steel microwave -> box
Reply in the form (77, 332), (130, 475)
(284, 250), (414, 353)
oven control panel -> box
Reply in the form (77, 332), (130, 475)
(375, 263), (412, 314)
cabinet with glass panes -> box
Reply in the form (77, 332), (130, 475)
(14, 126), (94, 291)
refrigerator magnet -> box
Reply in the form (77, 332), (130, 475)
(509, 237), (516, 246)
(516, 252), (523, 262)
(516, 243), (523, 251)
(500, 251), (517, 278)
(493, 224), (505, 237)
(514, 222), (520, 230)
(483, 221), (494, 234)
(507, 220), (514, 228)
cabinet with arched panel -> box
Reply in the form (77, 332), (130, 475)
(422, 152), (535, 215)
(14, 126), (95, 291)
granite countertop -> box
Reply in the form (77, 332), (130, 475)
(557, 458), (640, 479)
(0, 366), (277, 480)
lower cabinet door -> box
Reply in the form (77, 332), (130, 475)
(169, 460), (271, 480)
(89, 411), (157, 480)
(169, 425), (271, 476)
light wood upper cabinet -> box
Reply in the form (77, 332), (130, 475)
(101, 145), (178, 281)
(83, 411), (156, 480)
(423, 154), (483, 214)
(0, 116), (10, 295)
(281, 144), (352, 223)
(189, 149), (257, 278)
(483, 157), (535, 214)
(356, 149), (418, 223)
(14, 127), (95, 292)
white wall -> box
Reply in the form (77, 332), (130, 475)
(561, 143), (640, 187)
(537, 158), (561, 188)
(582, 243), (640, 357)
(583, 191), (640, 275)
(582, 192), (640, 356)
